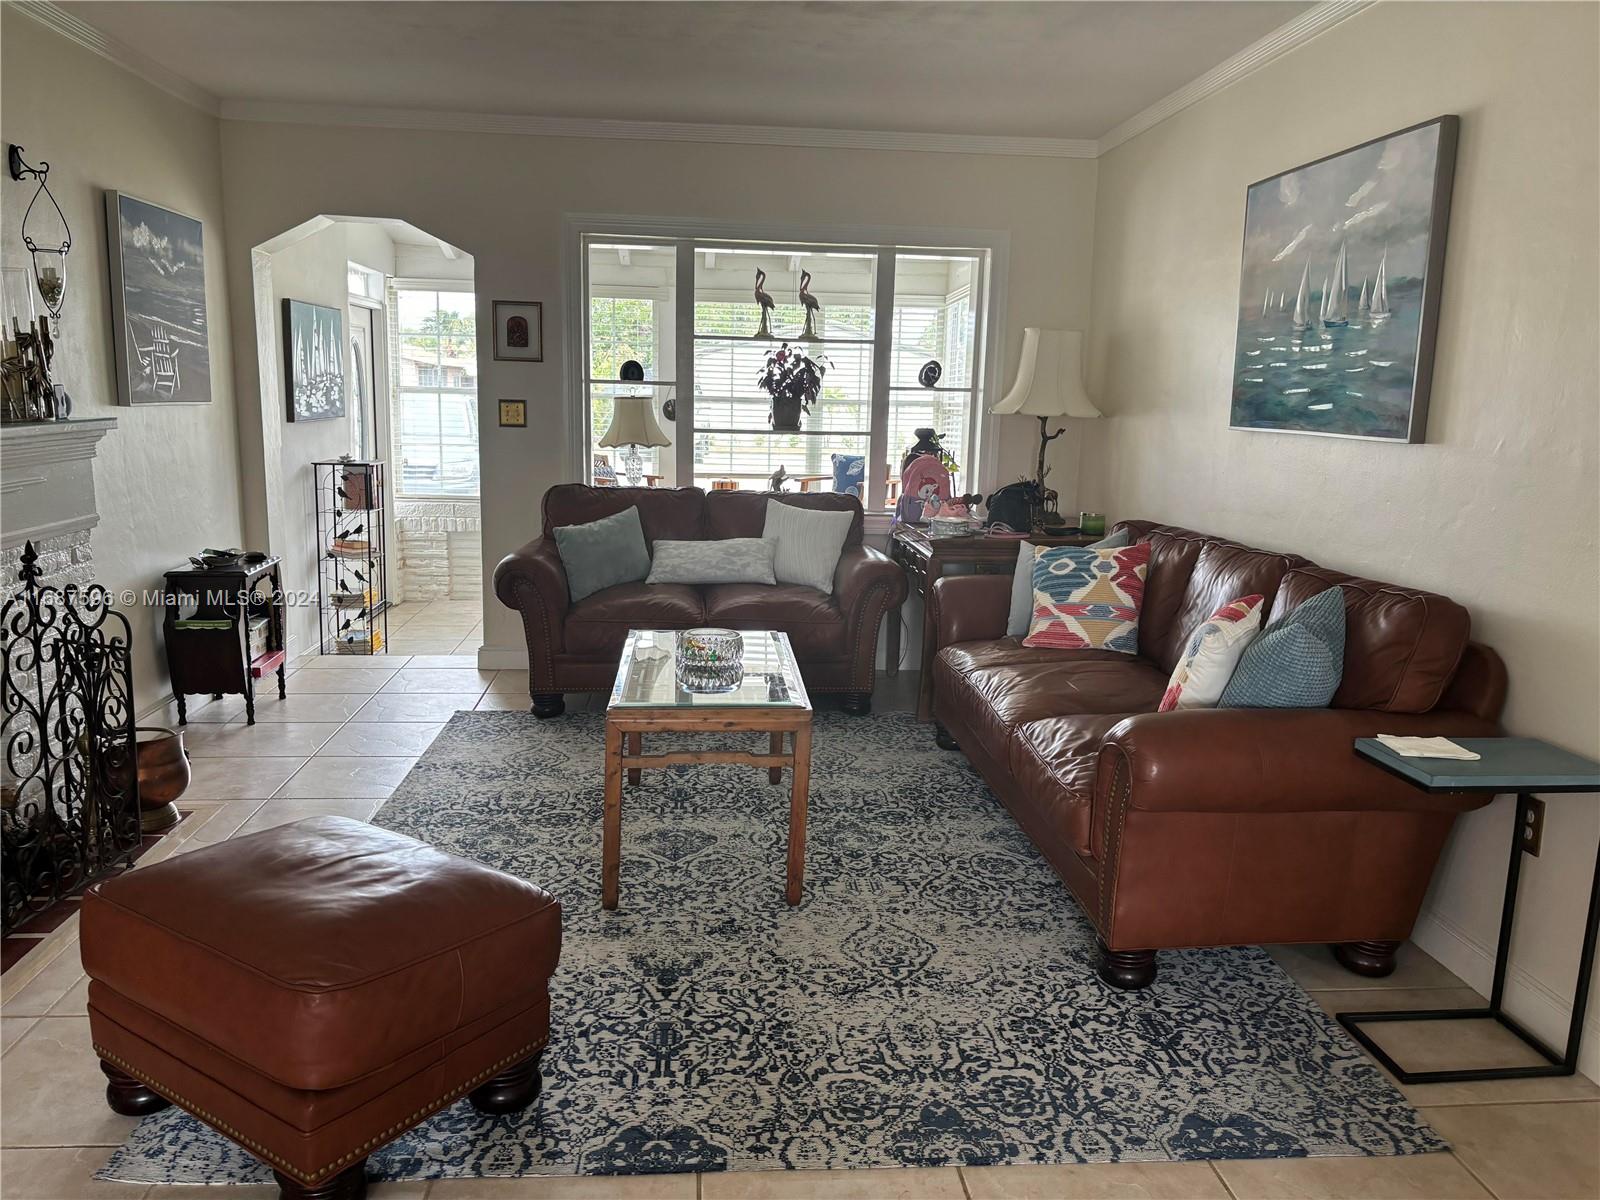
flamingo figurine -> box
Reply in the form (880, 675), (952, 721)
(798, 269), (822, 341)
(753, 268), (775, 339)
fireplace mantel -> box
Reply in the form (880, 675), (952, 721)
(1, 417), (117, 552)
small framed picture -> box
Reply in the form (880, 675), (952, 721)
(498, 399), (527, 427)
(493, 301), (543, 362)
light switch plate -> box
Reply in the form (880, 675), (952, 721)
(498, 400), (527, 427)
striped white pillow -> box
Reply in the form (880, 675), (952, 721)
(761, 500), (853, 594)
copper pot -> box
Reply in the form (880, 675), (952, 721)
(135, 726), (189, 832)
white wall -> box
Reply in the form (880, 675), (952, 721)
(0, 12), (243, 715)
(260, 221), (374, 654)
(215, 122), (1099, 662)
(1081, 1), (1600, 1076)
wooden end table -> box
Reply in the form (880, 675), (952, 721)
(888, 526), (1098, 720)
(1341, 736), (1600, 1083)
(603, 629), (813, 910)
(162, 556), (287, 726)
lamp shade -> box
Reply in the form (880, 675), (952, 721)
(598, 395), (671, 449)
(991, 328), (1101, 419)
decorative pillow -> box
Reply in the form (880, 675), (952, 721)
(1022, 541), (1152, 654)
(647, 539), (776, 586)
(1006, 529), (1135, 638)
(1158, 594), (1265, 712)
(553, 506), (651, 603)
(1218, 586), (1347, 708)
(831, 453), (865, 498)
(762, 500), (854, 594)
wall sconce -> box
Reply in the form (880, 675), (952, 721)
(8, 145), (71, 321)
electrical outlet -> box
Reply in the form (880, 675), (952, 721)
(1520, 796), (1545, 857)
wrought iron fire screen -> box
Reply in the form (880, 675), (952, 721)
(1, 541), (140, 934)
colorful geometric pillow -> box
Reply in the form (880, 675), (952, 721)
(1158, 594), (1265, 712)
(1022, 541), (1152, 654)
(1006, 529), (1137, 638)
(1218, 585), (1347, 708)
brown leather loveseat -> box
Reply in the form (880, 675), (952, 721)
(930, 521), (1507, 990)
(495, 484), (906, 717)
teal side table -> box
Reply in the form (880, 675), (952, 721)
(1341, 737), (1600, 1084)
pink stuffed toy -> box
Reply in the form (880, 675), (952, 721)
(896, 453), (952, 525)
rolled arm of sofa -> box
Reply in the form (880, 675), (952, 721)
(1095, 707), (1503, 816)
(932, 574), (1013, 649)
(492, 538), (571, 672)
(834, 545), (907, 685)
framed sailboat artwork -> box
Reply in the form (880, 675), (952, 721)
(1229, 116), (1459, 443)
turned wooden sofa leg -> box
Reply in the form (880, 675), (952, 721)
(1096, 941), (1158, 990)
(530, 693), (565, 719)
(1332, 938), (1400, 977)
(467, 1052), (543, 1115)
(934, 723), (960, 751)
(273, 1161), (369, 1200)
(100, 1061), (171, 1117)
(839, 692), (872, 716)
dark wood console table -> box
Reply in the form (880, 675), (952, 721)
(162, 557), (287, 726)
(888, 526), (1097, 720)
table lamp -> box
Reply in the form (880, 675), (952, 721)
(991, 328), (1101, 532)
(599, 395), (671, 487)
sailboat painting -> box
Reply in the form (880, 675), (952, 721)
(283, 299), (346, 422)
(1230, 116), (1459, 442)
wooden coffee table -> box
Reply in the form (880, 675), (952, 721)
(603, 629), (813, 910)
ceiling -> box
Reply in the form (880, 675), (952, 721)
(64, 1), (1312, 141)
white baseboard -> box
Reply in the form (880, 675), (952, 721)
(476, 644), (527, 671)
(1411, 904), (1600, 1083)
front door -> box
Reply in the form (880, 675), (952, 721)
(348, 304), (378, 460)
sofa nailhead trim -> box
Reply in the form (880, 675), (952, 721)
(95, 1036), (548, 1186)
(1098, 751), (1134, 944)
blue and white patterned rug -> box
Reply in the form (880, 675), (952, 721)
(101, 710), (1443, 1184)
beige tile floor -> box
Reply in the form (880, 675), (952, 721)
(3, 599), (1597, 1199)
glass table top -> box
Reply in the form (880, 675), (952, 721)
(609, 629), (811, 710)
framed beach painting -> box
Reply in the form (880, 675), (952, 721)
(283, 299), (345, 421)
(105, 192), (212, 405)
(1229, 115), (1459, 443)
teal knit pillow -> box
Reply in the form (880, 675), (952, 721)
(1217, 585), (1346, 708)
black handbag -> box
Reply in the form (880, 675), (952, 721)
(984, 481), (1040, 533)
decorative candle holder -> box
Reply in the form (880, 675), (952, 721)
(675, 628), (744, 694)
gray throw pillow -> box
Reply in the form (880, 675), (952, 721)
(1005, 528), (1131, 637)
(762, 500), (854, 594)
(553, 506), (651, 603)
(647, 539), (776, 586)
(1217, 586), (1346, 708)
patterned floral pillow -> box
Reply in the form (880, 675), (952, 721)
(1158, 594), (1265, 712)
(1022, 541), (1152, 654)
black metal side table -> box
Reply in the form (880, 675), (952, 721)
(1340, 736), (1600, 1084)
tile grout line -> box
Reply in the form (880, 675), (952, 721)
(956, 1163), (974, 1200)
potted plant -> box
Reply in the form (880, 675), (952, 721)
(757, 342), (829, 432)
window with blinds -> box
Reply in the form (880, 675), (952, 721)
(392, 285), (478, 497)
(580, 236), (989, 506)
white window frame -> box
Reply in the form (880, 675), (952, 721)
(562, 215), (1009, 529)
(390, 277), (479, 501)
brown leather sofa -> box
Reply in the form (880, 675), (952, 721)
(930, 521), (1507, 991)
(495, 484), (907, 717)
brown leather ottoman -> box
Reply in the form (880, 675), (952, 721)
(81, 816), (562, 1200)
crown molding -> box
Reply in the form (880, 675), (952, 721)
(10, 0), (221, 114)
(1095, 0), (1377, 155)
(14, 0), (1375, 161)
(218, 100), (1098, 159)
